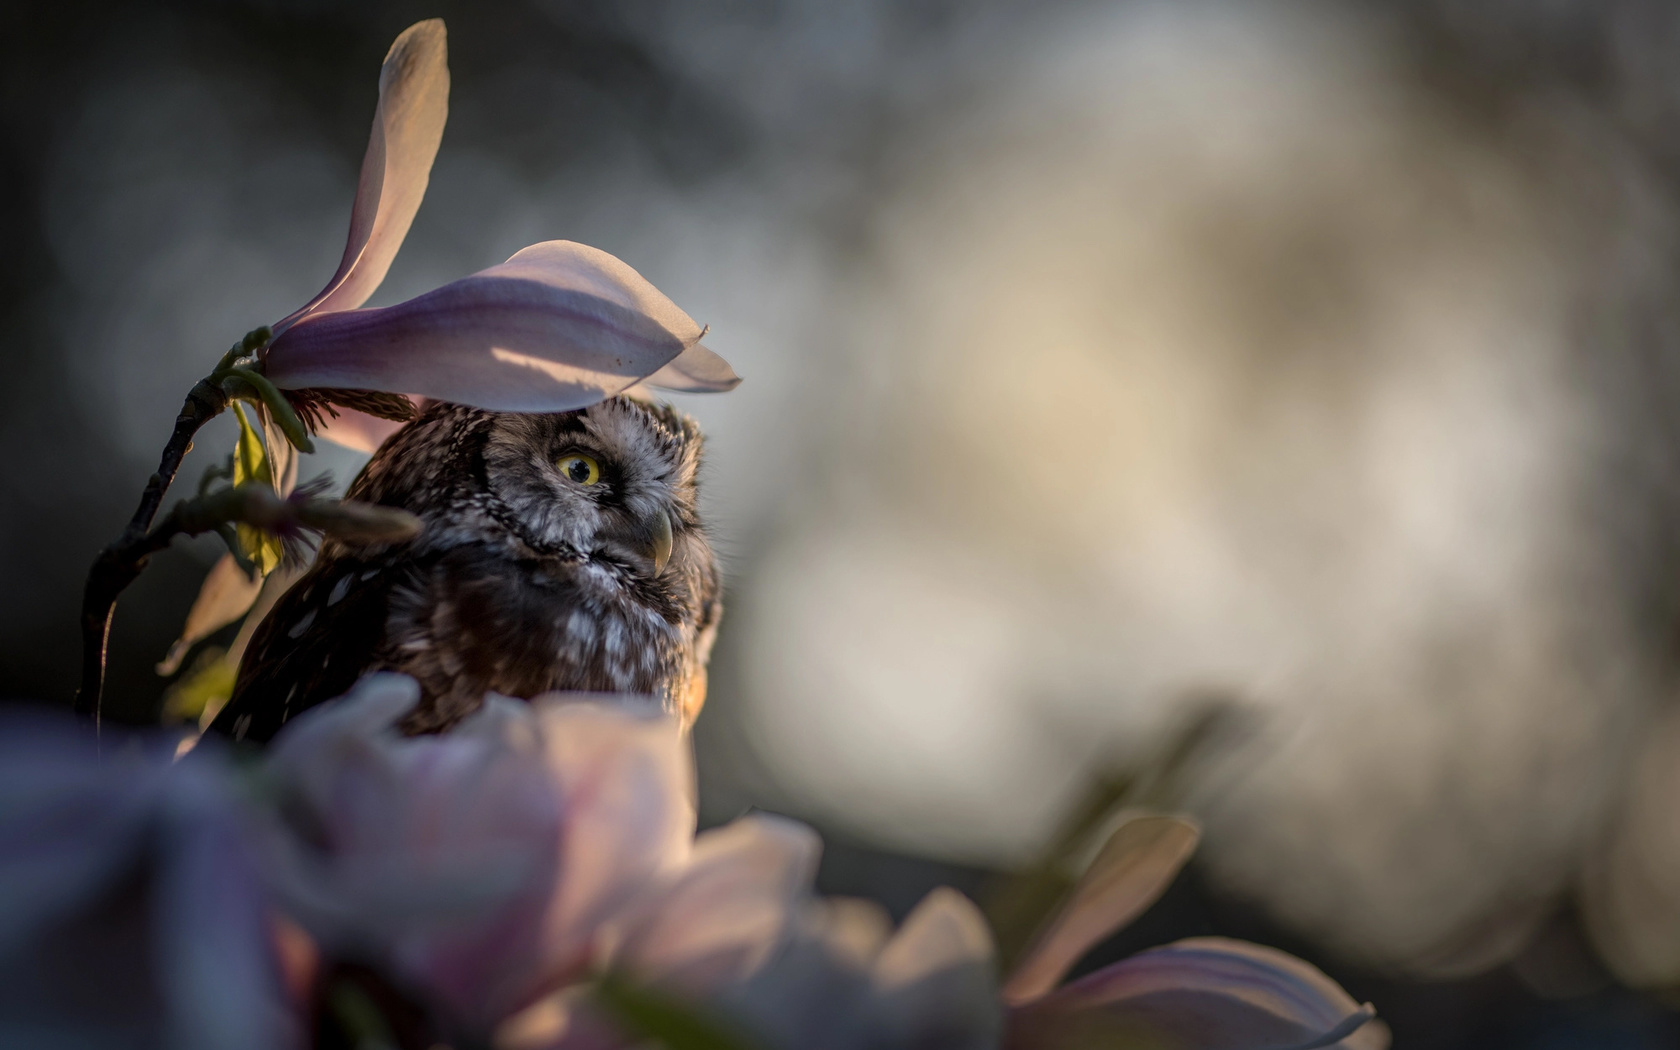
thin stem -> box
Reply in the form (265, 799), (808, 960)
(75, 378), (228, 723)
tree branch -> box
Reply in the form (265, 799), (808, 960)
(75, 378), (228, 723)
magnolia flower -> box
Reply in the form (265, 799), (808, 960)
(696, 886), (1003, 1050)
(260, 674), (695, 1038)
(0, 711), (294, 1050)
(253, 19), (736, 455)
(505, 826), (999, 1050)
(540, 814), (1384, 1050)
(1002, 815), (1386, 1050)
(0, 675), (1384, 1050)
(260, 674), (1002, 1050)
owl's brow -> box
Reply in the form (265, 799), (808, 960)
(543, 412), (591, 439)
(539, 417), (616, 465)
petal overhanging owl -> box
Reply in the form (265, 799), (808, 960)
(208, 396), (722, 742)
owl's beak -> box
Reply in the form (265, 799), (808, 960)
(604, 507), (674, 575)
(647, 507), (674, 575)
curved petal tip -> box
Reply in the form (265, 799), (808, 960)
(644, 342), (742, 393)
(1014, 937), (1388, 1050)
(1004, 814), (1200, 1004)
(276, 19), (449, 332)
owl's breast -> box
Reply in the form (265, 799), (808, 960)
(383, 541), (697, 730)
(538, 558), (685, 689)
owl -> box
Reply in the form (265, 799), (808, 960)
(207, 396), (722, 743)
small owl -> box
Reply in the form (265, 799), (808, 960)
(208, 396), (722, 743)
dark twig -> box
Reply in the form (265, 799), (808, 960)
(76, 378), (228, 724)
(76, 447), (422, 725)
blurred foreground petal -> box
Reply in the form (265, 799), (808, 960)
(0, 712), (294, 1050)
(1004, 815), (1200, 1003)
(277, 20), (448, 331)
(871, 888), (1001, 1050)
(612, 814), (820, 992)
(263, 676), (692, 1033)
(684, 888), (996, 1050)
(533, 693), (697, 965)
(1010, 937), (1386, 1050)
(264, 241), (717, 412)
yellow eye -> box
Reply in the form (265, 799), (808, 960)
(556, 454), (601, 486)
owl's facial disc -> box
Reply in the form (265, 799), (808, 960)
(483, 399), (700, 581)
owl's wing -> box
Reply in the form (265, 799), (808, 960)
(207, 554), (405, 744)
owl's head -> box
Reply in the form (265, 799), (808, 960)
(350, 396), (716, 602)
(479, 397), (708, 582)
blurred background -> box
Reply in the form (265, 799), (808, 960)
(6, 0), (1680, 1044)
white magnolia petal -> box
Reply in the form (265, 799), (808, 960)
(276, 20), (448, 330)
(157, 554), (262, 677)
(874, 888), (997, 991)
(1004, 814), (1200, 1004)
(263, 241), (721, 413)
(643, 342), (741, 392)
(614, 814), (821, 992)
(871, 888), (1002, 1050)
(1010, 937), (1387, 1050)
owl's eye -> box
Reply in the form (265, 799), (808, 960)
(557, 454), (601, 486)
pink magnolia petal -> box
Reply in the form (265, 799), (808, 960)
(262, 686), (694, 1033)
(264, 241), (718, 413)
(1005, 814), (1200, 1004)
(276, 20), (448, 331)
(612, 814), (821, 992)
(806, 896), (895, 970)
(263, 681), (563, 1027)
(643, 343), (741, 393)
(1010, 937), (1387, 1050)
(317, 405), (410, 453)
(265, 686), (687, 1028)
(536, 700), (695, 945)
